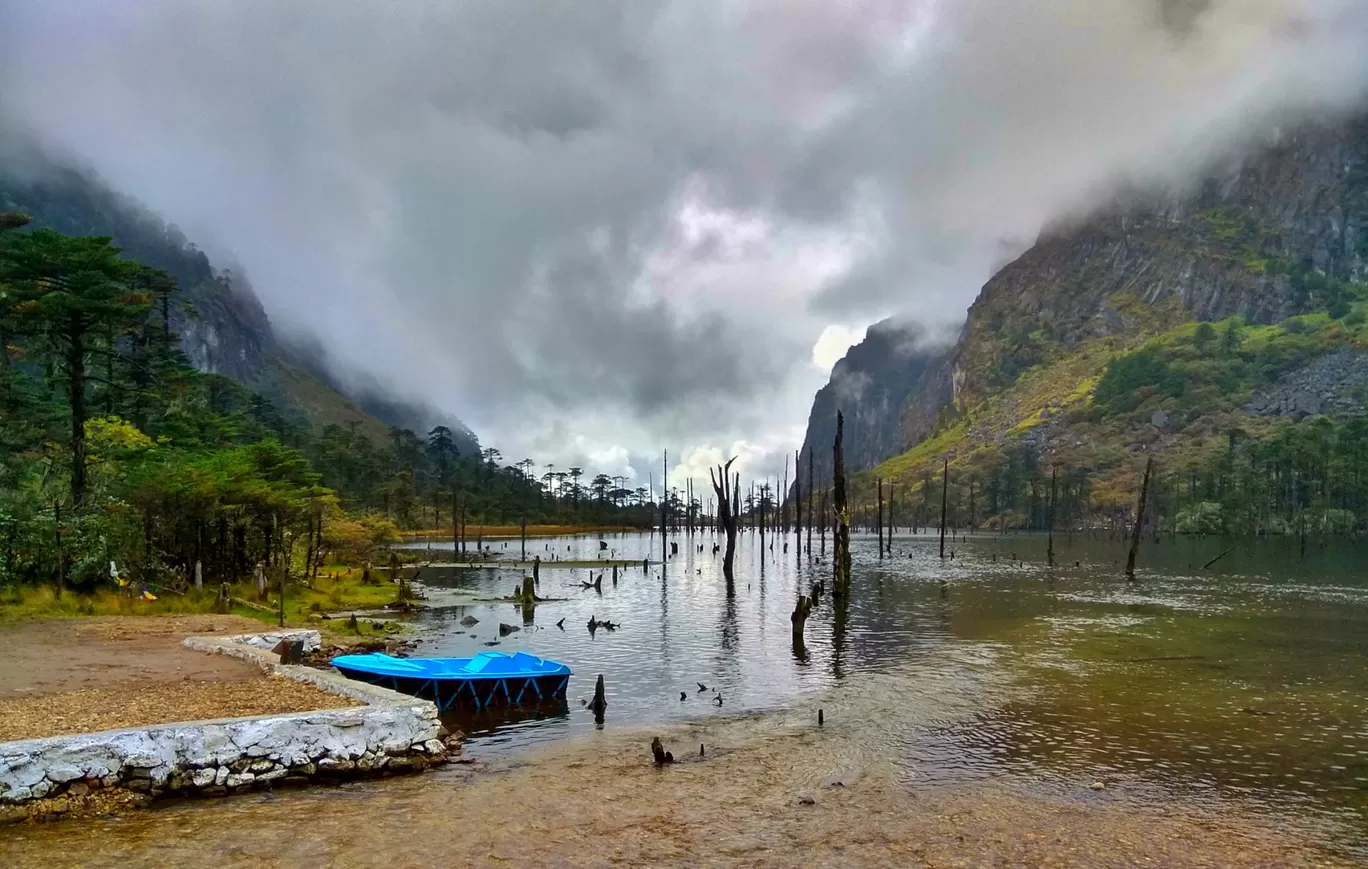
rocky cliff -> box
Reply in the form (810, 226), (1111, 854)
(795, 319), (948, 488)
(796, 111), (1368, 525)
(0, 146), (477, 449)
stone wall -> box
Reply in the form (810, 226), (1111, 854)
(0, 631), (454, 823)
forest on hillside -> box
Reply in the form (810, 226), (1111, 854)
(843, 297), (1368, 538)
(0, 215), (661, 593)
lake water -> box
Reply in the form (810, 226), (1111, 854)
(394, 528), (1368, 852)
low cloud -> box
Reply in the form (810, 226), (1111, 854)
(3, 0), (1365, 480)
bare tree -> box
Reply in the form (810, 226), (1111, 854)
(709, 457), (740, 587)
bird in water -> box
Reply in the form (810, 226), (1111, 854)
(713, 694), (723, 706)
(697, 682), (707, 692)
(680, 691), (687, 701)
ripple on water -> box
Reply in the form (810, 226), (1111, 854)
(386, 531), (1368, 856)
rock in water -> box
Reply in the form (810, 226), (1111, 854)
(498, 623), (520, 636)
(460, 615), (479, 627)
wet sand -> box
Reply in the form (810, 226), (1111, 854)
(1, 708), (1352, 868)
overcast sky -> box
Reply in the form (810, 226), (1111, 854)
(3, 0), (1367, 495)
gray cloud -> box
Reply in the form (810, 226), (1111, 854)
(3, 0), (1366, 485)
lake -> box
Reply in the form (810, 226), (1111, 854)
(394, 527), (1368, 853)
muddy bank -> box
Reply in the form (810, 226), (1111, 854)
(0, 709), (1351, 868)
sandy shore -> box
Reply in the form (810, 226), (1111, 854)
(1, 705), (1354, 868)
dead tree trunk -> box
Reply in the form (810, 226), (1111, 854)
(939, 459), (949, 560)
(793, 449), (802, 561)
(807, 449), (815, 557)
(1125, 457), (1153, 581)
(709, 457), (740, 588)
(661, 450), (668, 563)
(886, 490), (895, 555)
(590, 674), (607, 724)
(877, 477), (885, 560)
(833, 411), (852, 597)
(791, 594), (813, 657)
(819, 490), (827, 555)
(1047, 466), (1057, 567)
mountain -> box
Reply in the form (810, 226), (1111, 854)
(796, 319), (950, 487)
(0, 143), (477, 452)
(796, 112), (1368, 533)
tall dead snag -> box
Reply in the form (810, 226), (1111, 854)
(793, 449), (802, 561)
(709, 457), (740, 587)
(661, 450), (668, 563)
(819, 490), (827, 555)
(886, 490), (895, 555)
(798, 448), (809, 558)
(832, 411), (852, 598)
(1047, 467), (1057, 567)
(877, 478), (885, 560)
(938, 459), (949, 559)
(1125, 457), (1153, 581)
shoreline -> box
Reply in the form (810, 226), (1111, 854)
(2, 699), (1355, 868)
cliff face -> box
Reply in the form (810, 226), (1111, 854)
(953, 116), (1368, 408)
(0, 158), (270, 383)
(795, 319), (948, 488)
(0, 148), (477, 447)
(796, 111), (1368, 509)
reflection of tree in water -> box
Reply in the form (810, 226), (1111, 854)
(718, 591), (739, 656)
(831, 593), (849, 681)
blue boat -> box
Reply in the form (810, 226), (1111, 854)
(331, 651), (572, 711)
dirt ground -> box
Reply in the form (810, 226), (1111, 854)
(0, 615), (268, 700)
(0, 616), (355, 741)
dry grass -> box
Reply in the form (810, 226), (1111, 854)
(0, 676), (359, 742)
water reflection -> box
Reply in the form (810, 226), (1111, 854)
(395, 529), (1368, 849)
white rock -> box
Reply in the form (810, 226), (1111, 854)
(190, 768), (217, 788)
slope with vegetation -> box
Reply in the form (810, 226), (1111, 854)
(0, 221), (653, 602)
(806, 114), (1368, 536)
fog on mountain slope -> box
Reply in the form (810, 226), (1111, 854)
(3, 0), (1368, 482)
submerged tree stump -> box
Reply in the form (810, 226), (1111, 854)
(590, 674), (608, 723)
(791, 595), (812, 634)
(651, 736), (674, 765)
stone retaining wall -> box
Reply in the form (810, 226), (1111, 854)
(0, 631), (452, 823)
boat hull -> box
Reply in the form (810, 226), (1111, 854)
(334, 666), (570, 711)
(331, 651), (572, 712)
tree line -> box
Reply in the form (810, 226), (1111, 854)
(0, 217), (652, 594)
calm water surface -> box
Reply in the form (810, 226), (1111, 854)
(394, 528), (1368, 849)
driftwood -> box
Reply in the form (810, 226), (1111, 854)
(1202, 547), (1234, 570)
(272, 639), (304, 665)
